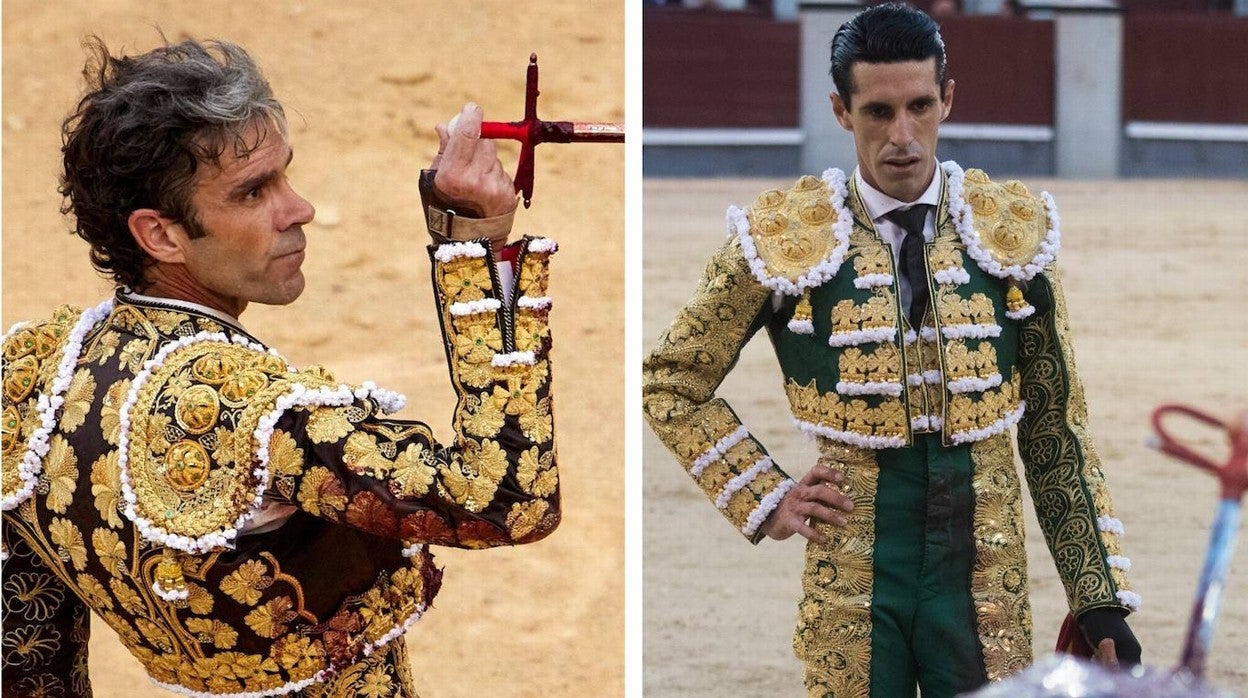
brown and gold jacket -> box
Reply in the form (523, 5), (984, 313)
(1, 236), (559, 697)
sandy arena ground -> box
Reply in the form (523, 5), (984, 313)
(644, 177), (1248, 696)
(2, 1), (623, 695)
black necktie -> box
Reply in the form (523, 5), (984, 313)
(884, 205), (931, 330)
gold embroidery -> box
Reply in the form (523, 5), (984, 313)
(852, 245), (890, 279)
(175, 384), (220, 435)
(91, 528), (127, 577)
(786, 379), (907, 440)
(928, 235), (964, 272)
(306, 406), (354, 444)
(745, 176), (840, 282)
(795, 440), (877, 697)
(48, 517), (87, 571)
(163, 440), (212, 492)
(90, 451), (124, 528)
(60, 368), (96, 434)
(506, 499), (549, 539)
(970, 433), (1033, 681)
(945, 340), (999, 380)
(1017, 270), (1128, 612)
(390, 443), (436, 498)
(4, 355), (38, 403)
(837, 344), (902, 384)
(963, 170), (1049, 268)
(43, 434), (79, 514)
(220, 559), (271, 606)
(219, 368), (269, 407)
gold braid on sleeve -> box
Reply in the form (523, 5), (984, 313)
(1015, 266), (1136, 615)
(642, 238), (795, 539)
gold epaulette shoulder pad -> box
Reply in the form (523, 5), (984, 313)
(3, 305), (82, 405)
(735, 174), (845, 292)
(123, 337), (335, 552)
(961, 168), (1058, 275)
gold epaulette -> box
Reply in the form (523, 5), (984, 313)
(734, 174), (848, 293)
(961, 168), (1057, 276)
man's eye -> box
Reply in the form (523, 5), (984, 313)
(246, 187), (262, 200)
(869, 108), (890, 119)
(913, 102), (931, 113)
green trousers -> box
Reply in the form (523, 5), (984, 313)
(799, 433), (1007, 698)
(869, 434), (987, 698)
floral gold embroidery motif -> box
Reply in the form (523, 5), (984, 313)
(970, 433), (1033, 680)
(796, 440), (877, 696)
(175, 384), (220, 435)
(163, 440), (212, 492)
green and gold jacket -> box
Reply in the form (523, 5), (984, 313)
(643, 163), (1135, 623)
(1, 236), (559, 697)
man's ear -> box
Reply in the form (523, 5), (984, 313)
(831, 92), (853, 132)
(128, 208), (187, 264)
(940, 78), (956, 122)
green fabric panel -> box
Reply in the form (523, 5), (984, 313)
(868, 435), (987, 698)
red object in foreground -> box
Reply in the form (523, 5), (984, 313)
(1151, 405), (1248, 501)
(480, 53), (624, 207)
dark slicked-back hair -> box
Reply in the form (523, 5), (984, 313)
(59, 37), (286, 289)
(829, 3), (948, 109)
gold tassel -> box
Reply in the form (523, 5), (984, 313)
(793, 290), (813, 323)
(153, 548), (188, 601)
(1005, 282), (1026, 312)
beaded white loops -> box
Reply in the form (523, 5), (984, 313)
(943, 160), (1060, 281)
(3, 299), (115, 512)
(730, 168), (854, 296)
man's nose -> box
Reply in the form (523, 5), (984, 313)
(889, 114), (915, 148)
(279, 180), (316, 229)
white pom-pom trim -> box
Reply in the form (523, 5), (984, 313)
(906, 371), (943, 387)
(787, 318), (815, 335)
(949, 401), (1026, 444)
(933, 267), (971, 286)
(401, 542), (426, 558)
(715, 456), (775, 509)
(4, 299), (115, 512)
(828, 327), (896, 347)
(793, 417), (906, 449)
(526, 237), (559, 255)
(911, 415), (945, 432)
(836, 381), (904, 397)
(853, 273), (893, 290)
(943, 160), (1060, 281)
(690, 425), (749, 477)
(947, 373), (1003, 395)
(433, 241), (488, 262)
(1005, 305), (1036, 321)
(449, 298), (501, 316)
(491, 351), (536, 368)
(1107, 555), (1132, 571)
(742, 478), (797, 536)
(152, 582), (190, 602)
(730, 168), (853, 296)
(1117, 590), (1142, 611)
(941, 323), (1002, 340)
(1097, 516), (1125, 536)
(517, 296), (552, 311)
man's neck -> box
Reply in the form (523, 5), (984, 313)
(141, 264), (247, 319)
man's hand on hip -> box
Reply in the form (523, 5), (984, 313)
(761, 465), (855, 544)
(431, 103), (518, 219)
